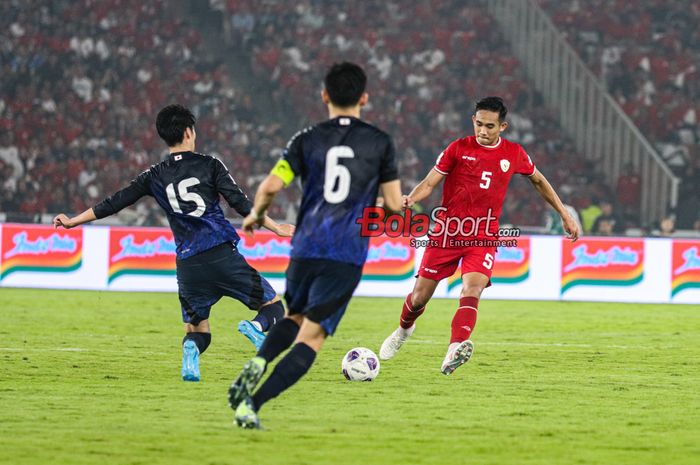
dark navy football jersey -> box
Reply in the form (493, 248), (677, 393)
(93, 151), (251, 259)
(283, 116), (398, 266)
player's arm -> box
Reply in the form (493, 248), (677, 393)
(403, 168), (445, 209)
(261, 213), (295, 237)
(53, 171), (151, 229)
(527, 168), (580, 241)
(243, 131), (303, 235)
(214, 159), (294, 237)
(380, 180), (402, 212)
(242, 173), (286, 235)
(215, 160), (255, 217)
(53, 208), (97, 229)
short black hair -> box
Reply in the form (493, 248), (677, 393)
(475, 96), (508, 122)
(156, 104), (196, 147)
(324, 62), (367, 107)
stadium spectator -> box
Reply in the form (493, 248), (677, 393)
(579, 200), (603, 233)
(0, 133), (23, 183)
(653, 215), (677, 238)
(616, 163), (642, 210)
(591, 201), (624, 235)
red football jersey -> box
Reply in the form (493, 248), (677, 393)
(432, 136), (535, 241)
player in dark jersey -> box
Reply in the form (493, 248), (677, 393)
(379, 96), (580, 375)
(52, 104), (294, 382)
(227, 62), (402, 429)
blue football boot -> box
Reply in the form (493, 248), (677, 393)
(237, 320), (266, 350)
(181, 339), (201, 382)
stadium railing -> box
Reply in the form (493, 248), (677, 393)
(486, 0), (680, 225)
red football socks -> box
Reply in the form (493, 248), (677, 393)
(399, 292), (425, 329)
(450, 296), (479, 343)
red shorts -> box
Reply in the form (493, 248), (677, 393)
(417, 244), (497, 284)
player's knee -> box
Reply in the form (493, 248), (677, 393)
(262, 295), (281, 307)
(185, 319), (210, 333)
(460, 285), (484, 299)
(411, 291), (430, 310)
(295, 322), (327, 351)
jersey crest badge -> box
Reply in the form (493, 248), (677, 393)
(500, 159), (510, 172)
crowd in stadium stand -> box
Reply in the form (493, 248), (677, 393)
(539, 0), (700, 231)
(1, 0), (697, 236)
(218, 0), (672, 234)
(0, 0), (295, 224)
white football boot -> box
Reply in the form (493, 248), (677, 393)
(379, 325), (415, 360)
(440, 340), (474, 375)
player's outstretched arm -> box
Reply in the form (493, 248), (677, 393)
(242, 174), (285, 235)
(380, 180), (402, 212)
(403, 168), (445, 209)
(527, 168), (580, 242)
(261, 215), (295, 237)
(53, 208), (97, 229)
(54, 171), (151, 229)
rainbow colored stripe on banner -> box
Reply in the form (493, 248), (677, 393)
(107, 228), (416, 283)
(561, 238), (644, 295)
(240, 233), (416, 280)
(0, 225), (83, 279)
(447, 238), (531, 291)
(363, 237), (415, 280)
(671, 241), (700, 297)
(109, 229), (291, 282)
(108, 228), (176, 283)
(238, 234), (291, 278)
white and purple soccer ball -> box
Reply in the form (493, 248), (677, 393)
(342, 347), (380, 381)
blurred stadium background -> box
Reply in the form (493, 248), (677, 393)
(2, 2), (700, 465)
(1, 0), (698, 236)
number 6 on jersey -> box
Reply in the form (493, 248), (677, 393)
(324, 146), (354, 203)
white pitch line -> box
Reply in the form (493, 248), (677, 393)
(408, 339), (675, 350)
(0, 347), (231, 357)
(0, 347), (86, 352)
(0, 341), (679, 353)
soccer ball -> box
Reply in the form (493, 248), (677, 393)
(342, 347), (380, 381)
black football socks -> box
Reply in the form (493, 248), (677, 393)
(183, 332), (211, 354)
(256, 318), (300, 363)
(253, 300), (285, 332)
(252, 342), (316, 411)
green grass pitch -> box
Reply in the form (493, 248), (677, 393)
(1, 288), (698, 465)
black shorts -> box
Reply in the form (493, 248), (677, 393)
(284, 258), (363, 336)
(177, 242), (278, 325)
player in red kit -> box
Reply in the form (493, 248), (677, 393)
(379, 96), (580, 374)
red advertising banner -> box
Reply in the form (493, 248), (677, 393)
(237, 232), (291, 278)
(239, 232), (416, 280)
(107, 227), (415, 282)
(561, 238), (644, 294)
(671, 240), (700, 297)
(1, 224), (83, 280)
(108, 227), (176, 283)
